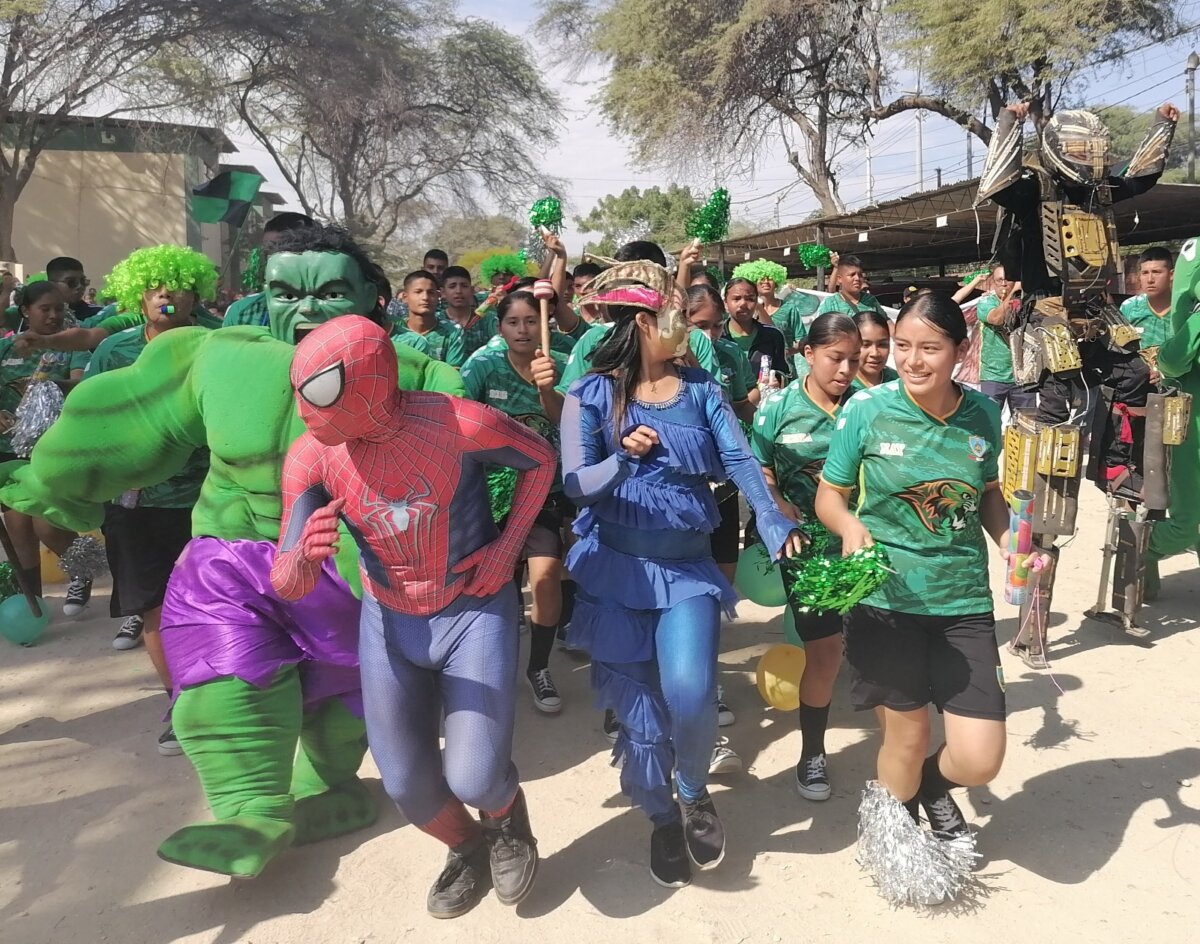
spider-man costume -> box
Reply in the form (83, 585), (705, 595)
(271, 316), (556, 912)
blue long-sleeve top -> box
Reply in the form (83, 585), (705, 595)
(561, 368), (796, 557)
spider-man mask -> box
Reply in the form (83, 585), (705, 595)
(291, 315), (398, 446)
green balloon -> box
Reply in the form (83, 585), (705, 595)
(735, 542), (787, 607)
(0, 594), (51, 646)
(782, 606), (806, 648)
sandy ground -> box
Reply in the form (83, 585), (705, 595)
(2, 484), (1199, 944)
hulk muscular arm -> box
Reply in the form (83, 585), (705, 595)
(1158, 238), (1200, 380)
(0, 328), (210, 531)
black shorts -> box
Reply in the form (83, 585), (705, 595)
(102, 504), (193, 617)
(502, 493), (570, 561)
(844, 605), (1006, 721)
(710, 483), (741, 565)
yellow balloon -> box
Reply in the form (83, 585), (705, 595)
(755, 644), (807, 711)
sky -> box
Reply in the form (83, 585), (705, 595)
(229, 1), (1200, 253)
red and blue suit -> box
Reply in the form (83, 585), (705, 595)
(271, 316), (555, 855)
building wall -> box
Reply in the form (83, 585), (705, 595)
(12, 148), (223, 283)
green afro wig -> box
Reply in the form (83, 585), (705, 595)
(101, 245), (219, 315)
(480, 252), (533, 284)
(732, 259), (788, 289)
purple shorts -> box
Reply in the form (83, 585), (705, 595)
(161, 537), (362, 714)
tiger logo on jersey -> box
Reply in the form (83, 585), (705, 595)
(893, 479), (979, 535)
(799, 458), (826, 485)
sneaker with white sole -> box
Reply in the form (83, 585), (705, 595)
(717, 684), (735, 727)
(921, 791), (973, 848)
(158, 726), (183, 756)
(709, 737), (742, 775)
(62, 576), (93, 617)
(112, 615), (145, 651)
(526, 668), (562, 714)
(679, 790), (725, 870)
(795, 752), (832, 801)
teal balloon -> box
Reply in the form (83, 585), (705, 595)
(0, 594), (51, 646)
(782, 606), (806, 648)
(735, 543), (787, 607)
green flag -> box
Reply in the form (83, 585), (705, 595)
(191, 171), (264, 227)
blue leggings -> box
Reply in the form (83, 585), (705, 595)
(609, 594), (721, 825)
(358, 587), (520, 826)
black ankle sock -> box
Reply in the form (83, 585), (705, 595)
(528, 622), (556, 672)
(919, 747), (961, 799)
(558, 580), (576, 629)
(798, 701), (831, 759)
(903, 797), (921, 823)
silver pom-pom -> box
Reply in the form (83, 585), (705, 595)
(521, 228), (547, 266)
(59, 535), (109, 581)
(611, 218), (651, 250)
(10, 370), (65, 457)
(856, 780), (978, 907)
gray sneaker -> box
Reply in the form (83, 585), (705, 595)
(112, 615), (144, 651)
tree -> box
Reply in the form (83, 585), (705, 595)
(213, 2), (564, 250)
(574, 185), (759, 256)
(538, 0), (880, 216)
(390, 214), (528, 270)
(0, 0), (267, 259)
(869, 0), (1178, 139)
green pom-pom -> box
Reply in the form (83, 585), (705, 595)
(732, 259), (788, 288)
(961, 267), (990, 286)
(686, 188), (731, 244)
(796, 243), (832, 269)
(480, 252), (532, 284)
(788, 543), (892, 615)
(487, 466), (517, 523)
(100, 245), (218, 316)
(243, 247), (265, 291)
(0, 562), (18, 600)
(529, 197), (563, 233)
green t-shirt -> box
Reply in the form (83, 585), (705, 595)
(728, 322), (756, 356)
(390, 322), (434, 357)
(86, 326), (210, 507)
(976, 294), (1015, 384)
(771, 292), (817, 360)
(402, 318), (465, 368)
(751, 378), (843, 540)
(442, 309), (497, 359)
(461, 346), (568, 491)
(556, 324), (718, 393)
(822, 380), (1001, 616)
(1120, 294), (1172, 354)
(0, 341), (89, 454)
(711, 336), (753, 403)
(816, 293), (885, 318)
(222, 293), (270, 328)
(847, 365), (900, 394)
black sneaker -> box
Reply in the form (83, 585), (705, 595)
(157, 726), (183, 757)
(479, 789), (538, 906)
(603, 709), (621, 744)
(795, 753), (831, 801)
(63, 576), (92, 617)
(649, 820), (692, 888)
(679, 790), (725, 870)
(526, 668), (562, 714)
(921, 791), (973, 848)
(427, 839), (490, 919)
(112, 615), (144, 651)
(717, 684), (735, 727)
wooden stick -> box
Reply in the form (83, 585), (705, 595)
(0, 515), (42, 618)
(539, 297), (552, 355)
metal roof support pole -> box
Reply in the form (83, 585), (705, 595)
(816, 222), (827, 288)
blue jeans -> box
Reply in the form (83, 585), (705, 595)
(608, 593), (721, 824)
(980, 380), (1038, 415)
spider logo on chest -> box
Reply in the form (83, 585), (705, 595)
(362, 475), (439, 534)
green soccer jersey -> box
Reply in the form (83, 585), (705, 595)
(0, 342), (89, 454)
(442, 309), (496, 359)
(221, 293), (269, 328)
(389, 322), (434, 357)
(712, 336), (754, 403)
(1120, 294), (1172, 354)
(461, 346), (568, 490)
(847, 365), (900, 394)
(816, 292), (886, 318)
(822, 379), (1002, 616)
(976, 294), (1015, 383)
(556, 324), (719, 393)
(86, 326), (210, 507)
(402, 318), (465, 368)
(771, 292), (817, 366)
(751, 378), (844, 552)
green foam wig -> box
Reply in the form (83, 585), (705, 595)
(732, 259), (788, 289)
(100, 245), (219, 316)
(479, 252), (533, 284)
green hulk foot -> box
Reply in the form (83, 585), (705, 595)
(158, 817), (296, 879)
(291, 697), (377, 845)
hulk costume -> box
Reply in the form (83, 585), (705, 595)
(1148, 237), (1200, 565)
(0, 237), (464, 879)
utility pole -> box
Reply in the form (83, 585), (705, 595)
(915, 111), (924, 190)
(866, 140), (875, 203)
(936, 167), (943, 188)
(966, 129), (974, 178)
(1188, 52), (1199, 184)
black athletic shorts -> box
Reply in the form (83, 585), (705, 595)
(710, 483), (741, 565)
(0, 450), (16, 511)
(502, 493), (571, 561)
(844, 605), (1006, 721)
(101, 503), (193, 617)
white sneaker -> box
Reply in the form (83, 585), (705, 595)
(709, 737), (742, 775)
(112, 615), (144, 650)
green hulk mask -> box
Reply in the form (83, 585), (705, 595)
(265, 251), (379, 344)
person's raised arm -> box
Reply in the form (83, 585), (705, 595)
(560, 387), (642, 505)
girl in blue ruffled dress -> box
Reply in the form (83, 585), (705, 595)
(560, 259), (801, 889)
